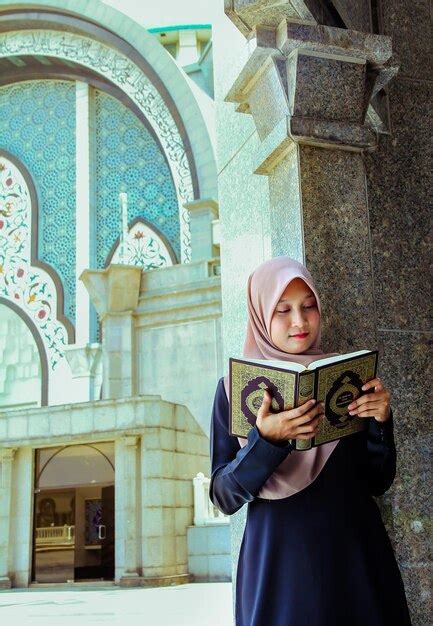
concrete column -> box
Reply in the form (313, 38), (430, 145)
(0, 448), (16, 588)
(185, 198), (219, 262)
(75, 81), (95, 346)
(217, 5), (398, 618)
(80, 264), (142, 399)
(177, 28), (198, 66)
(115, 436), (140, 585)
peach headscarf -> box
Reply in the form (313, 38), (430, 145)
(224, 256), (340, 499)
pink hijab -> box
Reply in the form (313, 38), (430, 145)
(224, 256), (340, 499)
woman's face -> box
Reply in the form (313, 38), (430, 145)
(270, 277), (320, 353)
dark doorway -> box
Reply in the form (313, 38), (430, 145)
(33, 443), (115, 583)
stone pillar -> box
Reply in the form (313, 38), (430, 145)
(139, 427), (186, 585)
(0, 448), (16, 588)
(185, 198), (219, 262)
(217, 4), (399, 618)
(115, 436), (140, 586)
(80, 264), (142, 399)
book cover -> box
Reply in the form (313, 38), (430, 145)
(229, 350), (378, 450)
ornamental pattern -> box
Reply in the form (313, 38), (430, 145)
(111, 221), (174, 270)
(0, 80), (76, 324)
(0, 157), (68, 369)
(0, 29), (194, 262)
(95, 90), (179, 268)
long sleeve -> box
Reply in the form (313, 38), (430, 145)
(366, 409), (397, 496)
(209, 377), (294, 515)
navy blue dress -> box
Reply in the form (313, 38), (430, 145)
(209, 378), (412, 626)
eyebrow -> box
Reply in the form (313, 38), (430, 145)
(278, 292), (315, 303)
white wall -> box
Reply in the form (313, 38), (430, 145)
(102, 0), (219, 29)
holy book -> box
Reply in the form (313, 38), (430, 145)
(229, 350), (378, 451)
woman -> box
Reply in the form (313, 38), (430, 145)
(209, 256), (411, 626)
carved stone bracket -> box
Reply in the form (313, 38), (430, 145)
(80, 265), (142, 319)
(224, 19), (398, 167)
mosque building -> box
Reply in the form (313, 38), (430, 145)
(0, 0), (227, 588)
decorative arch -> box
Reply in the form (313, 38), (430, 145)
(0, 10), (207, 261)
(0, 153), (70, 371)
(106, 216), (177, 269)
(0, 297), (49, 405)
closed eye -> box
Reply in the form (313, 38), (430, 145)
(276, 305), (316, 313)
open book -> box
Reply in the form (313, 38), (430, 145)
(229, 350), (378, 451)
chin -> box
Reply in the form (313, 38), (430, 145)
(289, 339), (314, 352)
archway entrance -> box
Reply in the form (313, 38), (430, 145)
(32, 442), (115, 583)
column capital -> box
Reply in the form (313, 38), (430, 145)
(121, 436), (139, 448)
(224, 0), (315, 37)
(224, 20), (398, 164)
(0, 448), (16, 461)
(80, 264), (142, 318)
(184, 198), (219, 220)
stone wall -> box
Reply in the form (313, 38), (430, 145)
(363, 2), (432, 620)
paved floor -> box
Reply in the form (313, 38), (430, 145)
(0, 583), (234, 625)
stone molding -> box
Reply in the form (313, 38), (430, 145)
(0, 395), (214, 448)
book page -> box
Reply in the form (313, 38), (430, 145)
(245, 358), (306, 373)
(307, 350), (371, 370)
(236, 351), (372, 373)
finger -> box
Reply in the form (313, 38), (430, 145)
(296, 415), (322, 434)
(258, 390), (272, 416)
(356, 409), (383, 419)
(347, 392), (386, 411)
(361, 378), (384, 392)
(290, 405), (323, 427)
(297, 433), (316, 440)
(348, 400), (385, 416)
(290, 399), (317, 418)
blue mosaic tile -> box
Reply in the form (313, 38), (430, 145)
(0, 80), (76, 324)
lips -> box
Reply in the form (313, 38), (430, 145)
(290, 332), (309, 339)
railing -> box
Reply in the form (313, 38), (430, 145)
(35, 524), (75, 545)
(193, 472), (229, 525)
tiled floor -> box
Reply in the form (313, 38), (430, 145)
(0, 582), (234, 625)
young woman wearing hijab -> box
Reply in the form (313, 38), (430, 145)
(209, 257), (412, 626)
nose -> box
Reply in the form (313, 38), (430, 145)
(291, 308), (307, 329)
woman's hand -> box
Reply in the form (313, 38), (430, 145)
(347, 377), (391, 423)
(256, 391), (324, 444)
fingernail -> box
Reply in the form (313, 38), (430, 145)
(310, 399), (316, 404)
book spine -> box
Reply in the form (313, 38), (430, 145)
(293, 371), (315, 451)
